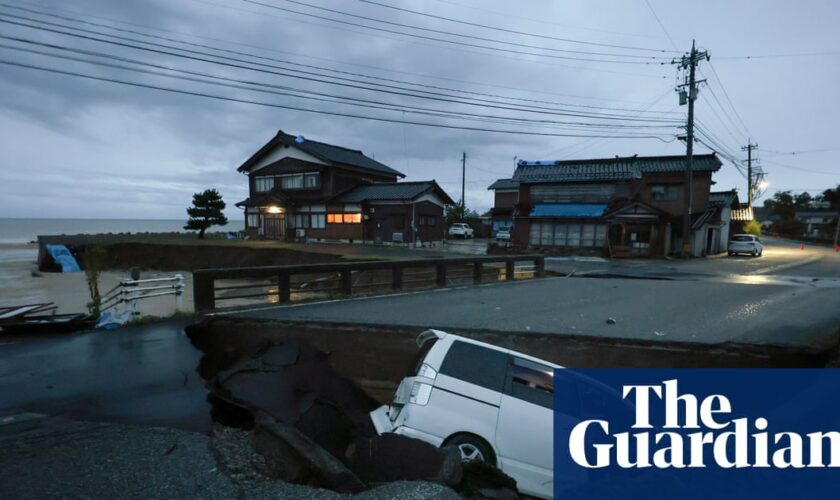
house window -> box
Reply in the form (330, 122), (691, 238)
(650, 184), (680, 201)
(327, 213), (362, 224)
(281, 174), (304, 189)
(304, 173), (320, 188)
(288, 214), (310, 228)
(255, 176), (274, 192)
(418, 216), (436, 226)
(311, 214), (325, 229)
(247, 214), (260, 228)
(529, 223), (606, 248)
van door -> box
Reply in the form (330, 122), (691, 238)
(494, 358), (584, 498)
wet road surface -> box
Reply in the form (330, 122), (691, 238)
(0, 320), (211, 431)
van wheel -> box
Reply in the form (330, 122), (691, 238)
(444, 434), (496, 466)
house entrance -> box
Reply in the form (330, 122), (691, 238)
(263, 215), (286, 240)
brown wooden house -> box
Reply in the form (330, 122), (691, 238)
(487, 154), (723, 257)
(236, 130), (453, 244)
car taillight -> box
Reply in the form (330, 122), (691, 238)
(409, 382), (433, 405)
(417, 363), (437, 380)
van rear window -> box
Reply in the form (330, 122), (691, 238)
(439, 341), (508, 392)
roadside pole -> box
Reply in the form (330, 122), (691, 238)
(673, 41), (709, 257)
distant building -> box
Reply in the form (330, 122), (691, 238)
(487, 154), (725, 257)
(794, 210), (839, 237)
(235, 130), (454, 244)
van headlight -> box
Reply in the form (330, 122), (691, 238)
(417, 363), (437, 380)
(409, 382), (433, 406)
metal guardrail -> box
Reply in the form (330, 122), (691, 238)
(193, 255), (544, 312)
(101, 275), (185, 314)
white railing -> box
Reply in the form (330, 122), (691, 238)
(101, 274), (185, 315)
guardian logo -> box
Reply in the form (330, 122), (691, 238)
(554, 370), (840, 500)
(569, 379), (839, 469)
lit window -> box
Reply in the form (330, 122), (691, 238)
(343, 213), (362, 224)
(327, 213), (342, 224)
(255, 176), (274, 192)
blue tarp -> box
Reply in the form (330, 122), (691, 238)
(529, 203), (608, 218)
(45, 244), (81, 272)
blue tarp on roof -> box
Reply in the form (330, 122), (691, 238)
(529, 203), (608, 218)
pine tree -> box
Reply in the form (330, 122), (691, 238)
(185, 189), (228, 239)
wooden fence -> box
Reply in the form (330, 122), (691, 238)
(193, 255), (544, 312)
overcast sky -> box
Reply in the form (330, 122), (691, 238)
(0, 0), (837, 220)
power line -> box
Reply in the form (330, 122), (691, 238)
(0, 58), (679, 140)
(762, 147), (840, 156)
(243, 0), (672, 64)
(356, 0), (677, 53)
(717, 51), (840, 60)
(186, 0), (670, 80)
(706, 61), (752, 139)
(643, 0), (679, 51)
(0, 37), (681, 134)
(761, 159), (838, 176)
(0, 1), (681, 116)
(0, 13), (683, 123)
(425, 0), (664, 40)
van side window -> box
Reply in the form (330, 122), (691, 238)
(439, 341), (508, 392)
(507, 357), (554, 410)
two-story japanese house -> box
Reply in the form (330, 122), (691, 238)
(235, 130), (454, 244)
(487, 154), (724, 257)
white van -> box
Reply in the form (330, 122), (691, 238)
(370, 329), (623, 499)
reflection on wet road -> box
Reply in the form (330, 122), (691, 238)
(0, 320), (210, 432)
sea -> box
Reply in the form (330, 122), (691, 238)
(0, 218), (240, 244)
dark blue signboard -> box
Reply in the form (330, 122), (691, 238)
(554, 369), (840, 499)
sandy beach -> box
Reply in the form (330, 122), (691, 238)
(0, 243), (194, 318)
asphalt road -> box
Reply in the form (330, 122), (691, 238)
(238, 237), (840, 348)
(0, 320), (211, 432)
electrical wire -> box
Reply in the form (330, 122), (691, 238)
(643, 0), (679, 51)
(243, 0), (672, 64)
(0, 13), (684, 123)
(0, 57), (679, 140)
(0, 1), (681, 116)
(0, 37), (682, 134)
(355, 0), (678, 53)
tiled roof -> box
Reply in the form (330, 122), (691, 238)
(487, 178), (519, 190)
(709, 190), (740, 207)
(529, 203), (608, 218)
(332, 181), (455, 204)
(513, 154), (721, 184)
(235, 192), (291, 208)
(238, 130), (405, 178)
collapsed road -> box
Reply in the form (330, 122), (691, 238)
(1, 314), (838, 498)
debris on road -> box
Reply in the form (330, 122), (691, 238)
(199, 339), (523, 498)
(606, 317), (617, 325)
(350, 433), (462, 486)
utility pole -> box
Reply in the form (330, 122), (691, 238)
(460, 151), (466, 210)
(742, 142), (758, 208)
(674, 40), (709, 257)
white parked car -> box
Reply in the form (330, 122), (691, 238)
(448, 223), (474, 239)
(369, 329), (626, 499)
(728, 234), (763, 256)
(495, 228), (511, 241)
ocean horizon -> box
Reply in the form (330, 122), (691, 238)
(0, 217), (244, 244)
